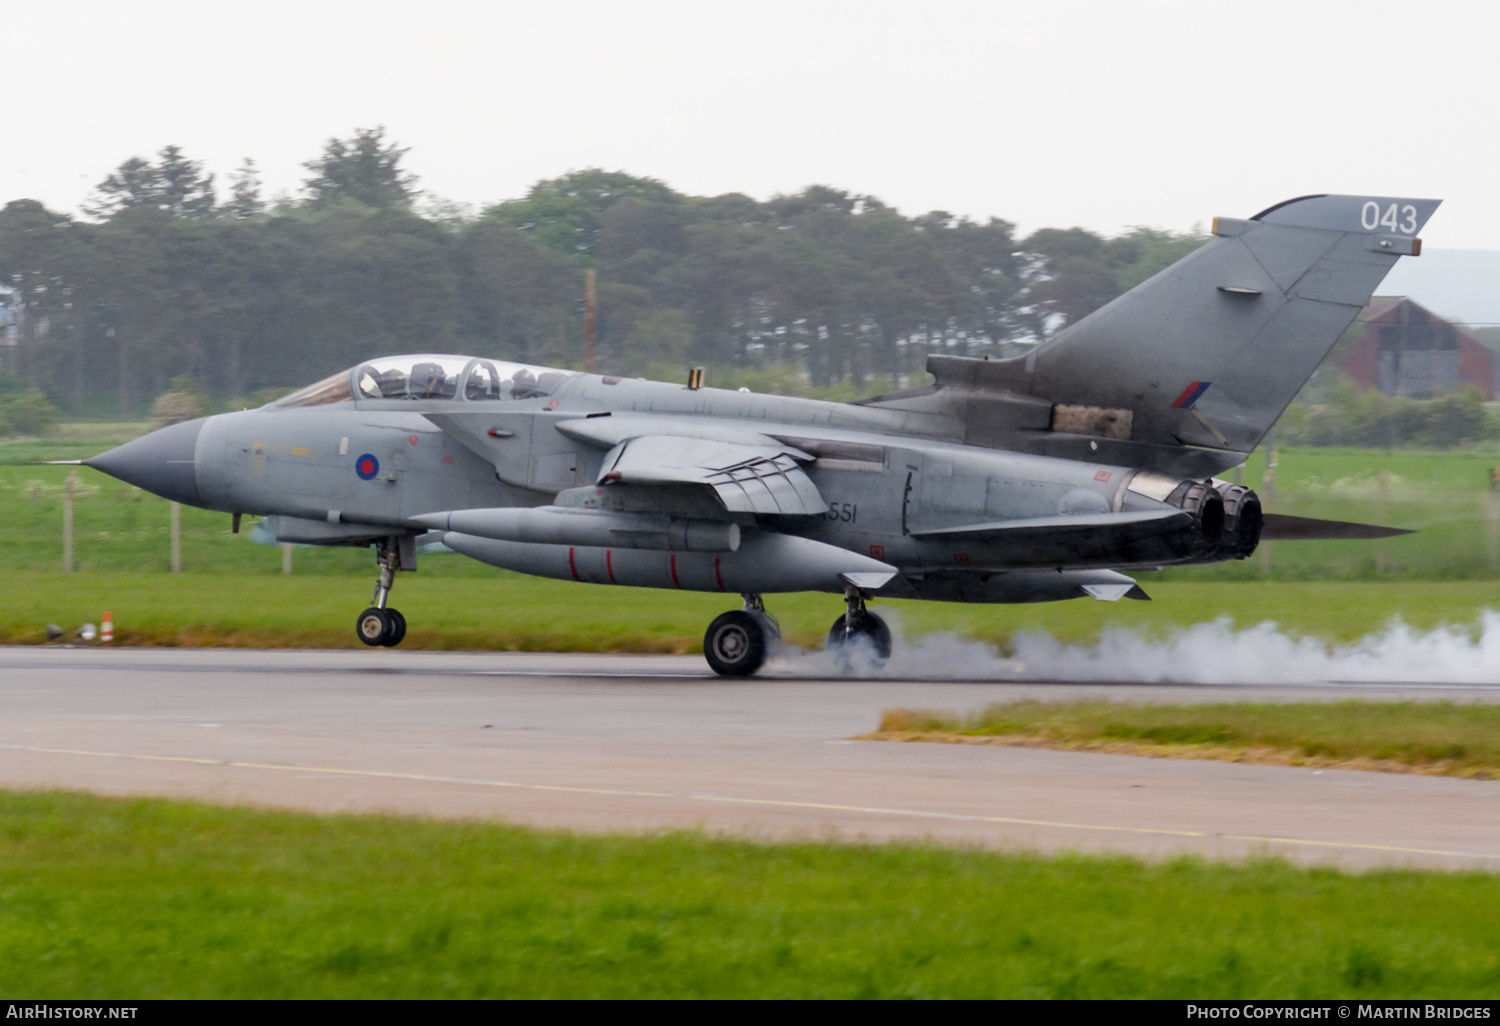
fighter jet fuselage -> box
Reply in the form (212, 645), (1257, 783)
(84, 194), (1433, 675)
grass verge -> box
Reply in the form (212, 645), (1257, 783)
(5, 576), (1500, 652)
(1, 789), (1499, 998)
(867, 701), (1500, 778)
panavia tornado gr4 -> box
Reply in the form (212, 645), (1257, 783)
(80, 194), (1429, 676)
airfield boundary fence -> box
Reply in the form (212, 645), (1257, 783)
(7, 432), (1500, 582)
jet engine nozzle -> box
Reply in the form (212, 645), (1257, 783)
(1163, 479), (1224, 556)
(1211, 482), (1263, 560)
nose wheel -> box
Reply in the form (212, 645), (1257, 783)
(356, 606), (407, 647)
(355, 537), (413, 647)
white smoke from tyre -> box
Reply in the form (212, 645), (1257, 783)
(767, 611), (1500, 684)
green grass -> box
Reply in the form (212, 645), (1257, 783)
(0, 570), (817, 650)
(0, 422), (152, 464)
(1164, 445), (1500, 581)
(5, 576), (1500, 650)
(872, 701), (1500, 778)
(0, 463), (377, 576)
(1245, 445), (1500, 495)
(2, 790), (1498, 998)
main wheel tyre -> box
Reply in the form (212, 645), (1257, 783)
(356, 607), (392, 647)
(703, 610), (769, 677)
(827, 611), (893, 673)
(383, 608), (407, 647)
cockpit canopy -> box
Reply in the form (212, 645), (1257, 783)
(272, 355), (576, 408)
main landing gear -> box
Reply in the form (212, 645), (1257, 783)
(701, 589), (892, 677)
(826, 585), (891, 674)
(356, 537), (411, 647)
(703, 594), (781, 677)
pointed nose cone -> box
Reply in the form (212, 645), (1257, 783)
(86, 417), (206, 506)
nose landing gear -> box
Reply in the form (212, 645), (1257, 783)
(355, 536), (414, 647)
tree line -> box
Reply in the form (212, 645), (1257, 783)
(0, 127), (1207, 418)
(1277, 372), (1496, 449)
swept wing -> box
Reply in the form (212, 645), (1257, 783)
(594, 434), (823, 515)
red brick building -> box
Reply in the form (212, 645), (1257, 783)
(1336, 296), (1494, 400)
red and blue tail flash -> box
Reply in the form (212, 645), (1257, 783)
(1170, 381), (1212, 410)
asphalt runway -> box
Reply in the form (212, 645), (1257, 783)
(2, 646), (1498, 870)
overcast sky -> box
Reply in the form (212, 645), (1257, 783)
(7, 1), (1498, 250)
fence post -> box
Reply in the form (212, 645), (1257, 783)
(62, 470), (76, 573)
(1259, 429), (1276, 573)
(1488, 473), (1500, 568)
(282, 542), (293, 575)
(170, 501), (182, 573)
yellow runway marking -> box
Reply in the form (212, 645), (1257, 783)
(1, 746), (681, 800)
(688, 792), (1207, 837)
(3, 744), (1495, 862)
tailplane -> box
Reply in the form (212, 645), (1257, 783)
(927, 194), (1440, 453)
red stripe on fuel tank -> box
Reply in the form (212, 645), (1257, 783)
(714, 557), (725, 592)
(568, 547), (580, 581)
(670, 554), (682, 589)
(606, 550), (617, 585)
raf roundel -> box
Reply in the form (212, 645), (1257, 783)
(355, 454), (380, 481)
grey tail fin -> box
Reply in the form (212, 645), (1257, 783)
(929, 194), (1440, 453)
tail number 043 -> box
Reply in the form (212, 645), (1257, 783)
(1361, 201), (1418, 234)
